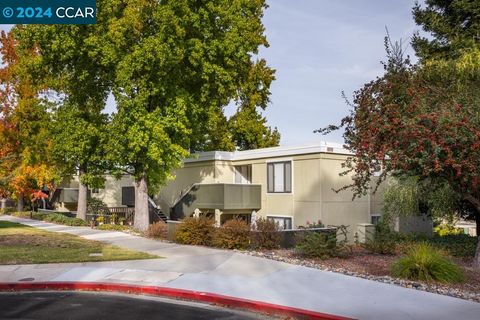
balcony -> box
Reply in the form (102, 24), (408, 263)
(171, 183), (261, 220)
(50, 188), (90, 203)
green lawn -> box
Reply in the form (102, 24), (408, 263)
(0, 221), (158, 264)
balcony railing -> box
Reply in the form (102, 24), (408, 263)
(171, 183), (261, 220)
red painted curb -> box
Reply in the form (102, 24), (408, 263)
(0, 282), (354, 320)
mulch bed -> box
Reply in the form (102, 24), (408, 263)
(244, 246), (480, 303)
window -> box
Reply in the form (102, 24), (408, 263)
(267, 161), (292, 193)
(268, 216), (292, 230)
(235, 165), (252, 184)
(91, 188), (99, 194)
(122, 186), (135, 207)
(371, 215), (381, 225)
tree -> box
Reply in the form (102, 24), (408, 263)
(0, 30), (56, 210)
(228, 59), (280, 150)
(319, 37), (480, 267)
(15, 6), (115, 219)
(50, 104), (109, 218)
(412, 0), (480, 62)
(107, 0), (275, 231)
(319, 1), (480, 267)
(0, 31), (18, 200)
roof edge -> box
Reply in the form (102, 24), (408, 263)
(184, 142), (351, 163)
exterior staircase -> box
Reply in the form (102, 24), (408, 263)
(149, 197), (168, 223)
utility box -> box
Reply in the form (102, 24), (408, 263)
(356, 223), (375, 243)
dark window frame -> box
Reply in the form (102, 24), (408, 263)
(267, 216), (293, 230)
(234, 165), (252, 184)
(371, 215), (381, 225)
(267, 161), (292, 193)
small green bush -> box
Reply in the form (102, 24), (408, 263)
(175, 216), (215, 246)
(87, 198), (108, 216)
(364, 222), (398, 255)
(296, 232), (338, 259)
(8, 211), (87, 226)
(252, 217), (281, 249)
(428, 234), (476, 257)
(97, 224), (128, 231)
(434, 224), (463, 236)
(146, 221), (168, 239)
(213, 218), (251, 249)
(42, 213), (88, 226)
(391, 243), (464, 283)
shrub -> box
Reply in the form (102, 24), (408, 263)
(434, 224), (463, 236)
(213, 218), (251, 249)
(252, 217), (281, 249)
(146, 221), (168, 239)
(87, 198), (107, 216)
(42, 213), (88, 226)
(97, 224), (128, 231)
(175, 216), (215, 246)
(296, 231), (338, 259)
(391, 243), (464, 283)
(364, 222), (398, 254)
(428, 234), (476, 257)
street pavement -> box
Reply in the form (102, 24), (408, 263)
(0, 291), (270, 320)
(1, 215), (480, 320)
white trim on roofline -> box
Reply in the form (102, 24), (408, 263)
(184, 141), (352, 163)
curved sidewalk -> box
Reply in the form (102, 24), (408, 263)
(1, 215), (480, 320)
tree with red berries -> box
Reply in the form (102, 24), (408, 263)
(320, 15), (480, 268)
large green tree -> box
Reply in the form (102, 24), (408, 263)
(107, 0), (276, 231)
(14, 1), (116, 219)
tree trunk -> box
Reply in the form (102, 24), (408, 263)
(17, 193), (24, 212)
(134, 175), (150, 232)
(474, 235), (480, 269)
(77, 172), (88, 221)
(464, 195), (480, 269)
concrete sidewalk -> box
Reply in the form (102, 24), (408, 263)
(1, 215), (479, 320)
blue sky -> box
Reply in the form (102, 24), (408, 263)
(254, 0), (419, 145)
(1, 1), (420, 145)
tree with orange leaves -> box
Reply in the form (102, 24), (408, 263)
(0, 30), (56, 210)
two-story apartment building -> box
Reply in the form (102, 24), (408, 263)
(56, 141), (419, 239)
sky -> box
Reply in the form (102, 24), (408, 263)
(254, 0), (420, 145)
(0, 1), (422, 146)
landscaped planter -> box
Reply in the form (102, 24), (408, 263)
(167, 219), (336, 249)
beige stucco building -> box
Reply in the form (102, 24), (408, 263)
(157, 142), (386, 239)
(53, 142), (431, 238)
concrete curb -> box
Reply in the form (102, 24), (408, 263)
(0, 282), (354, 320)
